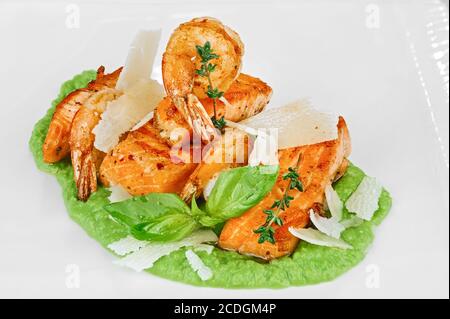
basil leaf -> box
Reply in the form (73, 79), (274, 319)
(131, 213), (199, 242)
(104, 193), (198, 242)
(191, 197), (222, 227)
(204, 165), (279, 222)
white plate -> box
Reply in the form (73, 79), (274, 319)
(0, 0), (448, 298)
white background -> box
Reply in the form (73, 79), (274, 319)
(0, 0), (448, 298)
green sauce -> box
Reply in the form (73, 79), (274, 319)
(29, 71), (392, 288)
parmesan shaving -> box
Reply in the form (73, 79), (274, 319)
(289, 227), (353, 250)
(115, 30), (161, 90)
(107, 185), (132, 203)
(114, 230), (218, 272)
(93, 79), (164, 152)
(131, 111), (154, 131)
(240, 100), (339, 149)
(325, 184), (343, 221)
(194, 244), (215, 255)
(340, 215), (364, 228)
(93, 29), (165, 152)
(107, 236), (148, 256)
(309, 210), (345, 239)
(345, 176), (382, 221)
(248, 130), (279, 167)
(203, 173), (220, 201)
(185, 249), (213, 281)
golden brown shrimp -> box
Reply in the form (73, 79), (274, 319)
(69, 67), (122, 201)
(155, 73), (272, 145)
(42, 66), (121, 163)
(162, 17), (244, 142)
(178, 74), (273, 202)
(103, 73), (272, 199)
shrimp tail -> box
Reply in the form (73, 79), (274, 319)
(72, 150), (97, 201)
(180, 182), (198, 203)
(174, 94), (218, 142)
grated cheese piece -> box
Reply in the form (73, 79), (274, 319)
(185, 249), (213, 281)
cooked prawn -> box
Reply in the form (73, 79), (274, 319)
(178, 73), (273, 202)
(102, 72), (272, 198)
(154, 73), (272, 144)
(162, 17), (244, 142)
(69, 67), (122, 201)
(42, 66), (121, 163)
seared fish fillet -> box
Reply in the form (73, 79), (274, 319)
(218, 117), (351, 260)
(99, 120), (197, 196)
(42, 66), (122, 163)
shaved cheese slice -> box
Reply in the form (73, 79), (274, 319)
(130, 111), (154, 131)
(194, 244), (215, 255)
(93, 29), (164, 152)
(226, 120), (259, 136)
(115, 30), (161, 91)
(309, 210), (345, 239)
(203, 173), (220, 201)
(248, 130), (279, 166)
(93, 79), (164, 152)
(225, 121), (279, 166)
(108, 236), (148, 256)
(289, 227), (353, 250)
(185, 249), (213, 281)
(240, 100), (339, 149)
(114, 230), (218, 272)
(107, 185), (132, 203)
(325, 184), (343, 221)
(340, 215), (364, 228)
(345, 176), (382, 221)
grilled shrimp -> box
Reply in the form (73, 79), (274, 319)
(42, 66), (121, 163)
(155, 73), (272, 145)
(178, 74), (273, 202)
(162, 17), (244, 142)
(102, 72), (271, 199)
(69, 68), (122, 201)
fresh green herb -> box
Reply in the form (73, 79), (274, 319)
(211, 116), (227, 131)
(195, 41), (226, 130)
(254, 157), (303, 244)
(203, 165), (279, 223)
(104, 193), (197, 242)
(104, 165), (279, 243)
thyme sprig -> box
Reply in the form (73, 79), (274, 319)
(195, 41), (226, 131)
(254, 157), (304, 244)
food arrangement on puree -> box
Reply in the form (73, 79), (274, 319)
(30, 17), (392, 288)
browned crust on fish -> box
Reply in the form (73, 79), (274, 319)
(218, 117), (351, 260)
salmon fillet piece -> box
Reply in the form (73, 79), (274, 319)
(42, 66), (122, 163)
(218, 117), (351, 260)
(99, 120), (197, 196)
